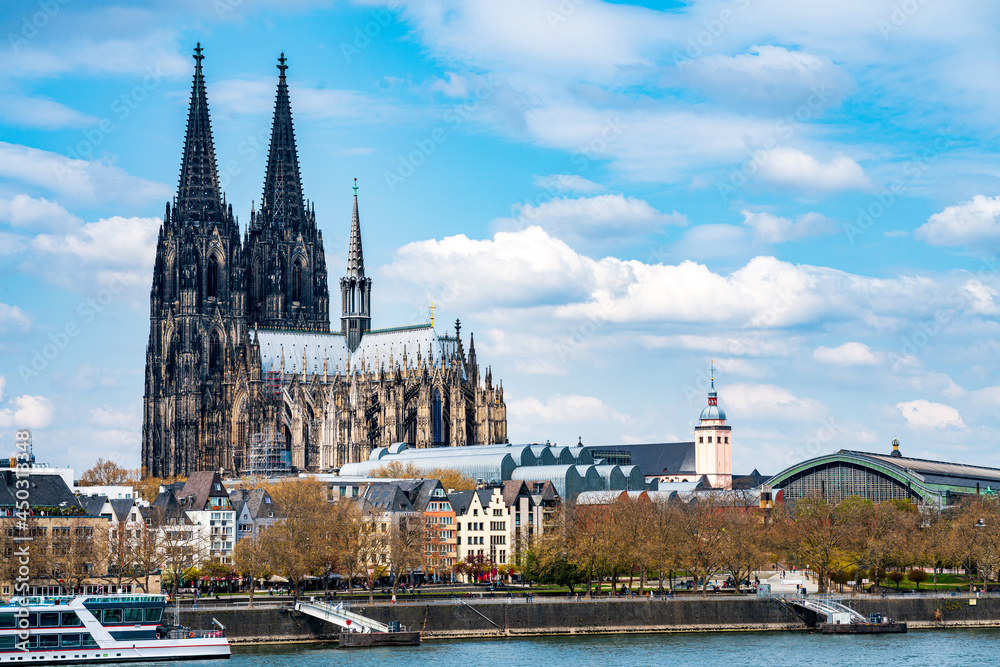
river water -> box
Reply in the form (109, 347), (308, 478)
(171, 629), (1000, 666)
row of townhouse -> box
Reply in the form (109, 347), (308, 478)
(353, 478), (561, 582)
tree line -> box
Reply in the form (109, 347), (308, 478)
(521, 492), (1000, 595)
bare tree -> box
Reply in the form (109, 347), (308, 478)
(232, 532), (271, 608)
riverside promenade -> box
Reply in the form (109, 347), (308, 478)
(182, 593), (1000, 644)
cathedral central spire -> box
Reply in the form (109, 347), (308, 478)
(348, 178), (365, 277)
(175, 42), (223, 223)
(261, 51), (305, 230)
(341, 179), (371, 351)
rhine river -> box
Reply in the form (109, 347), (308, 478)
(179, 629), (1000, 666)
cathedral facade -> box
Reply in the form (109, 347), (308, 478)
(142, 46), (507, 479)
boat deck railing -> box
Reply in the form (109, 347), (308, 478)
(164, 628), (226, 640)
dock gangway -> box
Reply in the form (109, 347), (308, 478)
(779, 596), (868, 626)
(294, 600), (389, 634)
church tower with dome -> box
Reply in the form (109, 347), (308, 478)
(694, 362), (732, 489)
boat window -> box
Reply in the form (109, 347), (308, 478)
(39, 634), (60, 648)
(0, 613), (15, 628)
(60, 634), (80, 647)
(0, 636), (15, 649)
(123, 608), (143, 623)
(39, 612), (60, 627)
(61, 612), (82, 627)
(26, 635), (38, 649)
(102, 608), (123, 624)
(81, 635), (98, 647)
(144, 607), (163, 623)
(27, 612), (38, 628)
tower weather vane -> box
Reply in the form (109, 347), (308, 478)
(429, 301), (435, 327)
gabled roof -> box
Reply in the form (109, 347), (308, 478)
(398, 479), (442, 512)
(178, 471), (229, 511)
(448, 490), (474, 516)
(362, 482), (416, 512)
(501, 480), (533, 508)
(475, 488), (499, 508)
(109, 498), (135, 523)
(78, 494), (109, 518)
(235, 488), (283, 520)
(527, 480), (559, 502)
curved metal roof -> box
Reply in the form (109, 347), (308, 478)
(389, 444), (537, 467)
(619, 465), (647, 491)
(564, 447), (594, 465)
(575, 465), (604, 492)
(340, 453), (516, 484)
(511, 465), (584, 499)
(766, 450), (944, 504)
(528, 446), (557, 466)
(593, 465), (627, 491)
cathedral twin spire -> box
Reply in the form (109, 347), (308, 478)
(175, 43), (224, 224)
(259, 52), (308, 231)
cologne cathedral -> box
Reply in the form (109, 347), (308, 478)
(142, 46), (508, 479)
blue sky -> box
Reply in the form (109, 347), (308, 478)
(2, 0), (1000, 476)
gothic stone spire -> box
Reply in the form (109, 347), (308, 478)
(340, 179), (371, 351)
(175, 43), (223, 224)
(348, 178), (365, 277)
(261, 52), (305, 230)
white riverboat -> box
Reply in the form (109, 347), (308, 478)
(0, 593), (230, 663)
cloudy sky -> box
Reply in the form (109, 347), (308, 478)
(2, 0), (1000, 476)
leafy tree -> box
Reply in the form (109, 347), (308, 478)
(232, 532), (271, 607)
(908, 568), (929, 590)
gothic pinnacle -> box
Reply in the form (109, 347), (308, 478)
(261, 51), (305, 231)
(347, 178), (365, 277)
(175, 42), (223, 224)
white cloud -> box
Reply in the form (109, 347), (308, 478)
(675, 45), (853, 112)
(741, 210), (835, 244)
(399, 0), (666, 82)
(0, 393), (54, 429)
(384, 226), (981, 330)
(508, 194), (686, 241)
(0, 95), (98, 130)
(641, 334), (796, 358)
(0, 302), (32, 333)
(509, 394), (631, 424)
(813, 342), (880, 366)
(91, 406), (138, 429)
(670, 224), (751, 261)
(211, 78), (400, 121)
(896, 399), (966, 429)
(0, 194), (81, 232)
(29, 216), (161, 288)
(5, 29), (188, 79)
(429, 72), (469, 98)
(533, 174), (605, 194)
(757, 147), (870, 192)
(0, 142), (170, 204)
(721, 382), (826, 421)
(916, 195), (1000, 247)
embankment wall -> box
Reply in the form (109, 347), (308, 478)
(188, 596), (1000, 644)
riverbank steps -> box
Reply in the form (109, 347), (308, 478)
(186, 596), (1000, 644)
